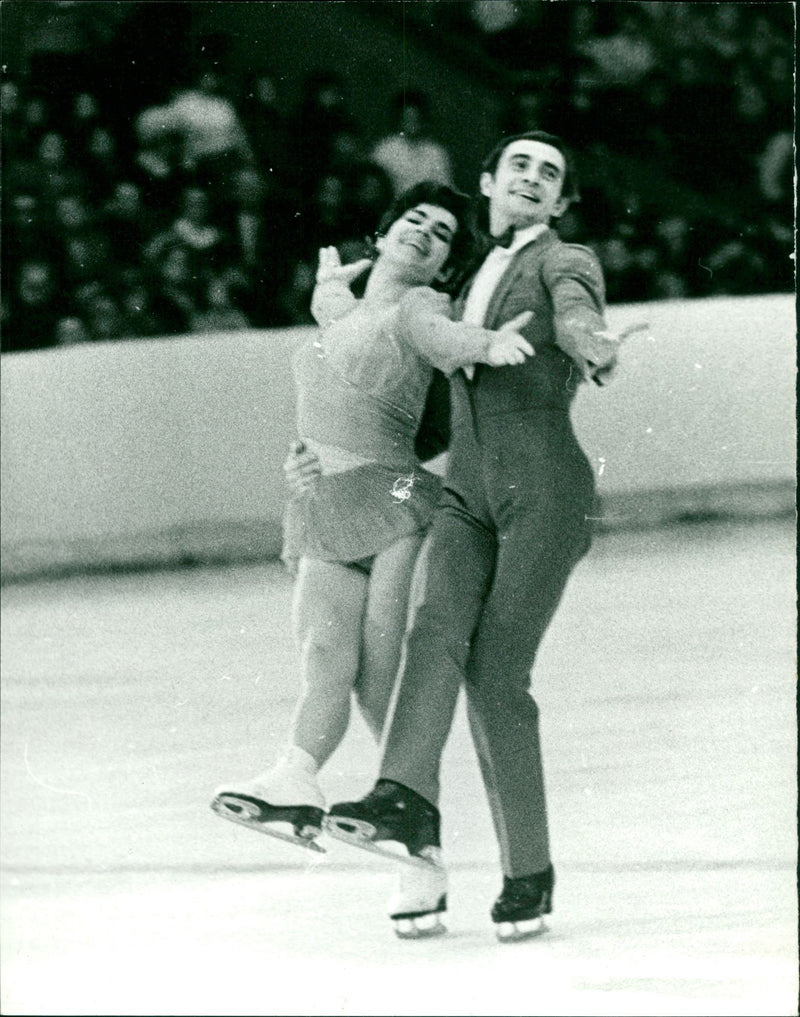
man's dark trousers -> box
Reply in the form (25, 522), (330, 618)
(381, 365), (595, 878)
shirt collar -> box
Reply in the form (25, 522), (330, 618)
(503, 222), (548, 256)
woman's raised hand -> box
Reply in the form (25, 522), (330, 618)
(316, 246), (373, 287)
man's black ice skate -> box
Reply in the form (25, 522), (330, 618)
(491, 864), (554, 942)
(325, 779), (442, 871)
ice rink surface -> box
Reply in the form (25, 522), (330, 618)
(1, 518), (796, 1017)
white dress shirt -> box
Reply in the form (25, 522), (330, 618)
(462, 223), (547, 378)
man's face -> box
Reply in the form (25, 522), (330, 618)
(480, 139), (568, 234)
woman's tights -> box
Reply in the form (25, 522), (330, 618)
(289, 532), (424, 767)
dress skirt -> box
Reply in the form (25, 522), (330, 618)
(282, 462), (441, 565)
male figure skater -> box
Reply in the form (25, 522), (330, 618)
(326, 131), (623, 941)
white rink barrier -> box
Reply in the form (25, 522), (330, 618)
(1, 294), (795, 579)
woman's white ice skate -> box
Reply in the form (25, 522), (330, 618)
(212, 758), (326, 853)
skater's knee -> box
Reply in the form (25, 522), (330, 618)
(302, 630), (362, 675)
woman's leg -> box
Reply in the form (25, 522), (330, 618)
(290, 556), (369, 767)
(354, 532), (425, 740)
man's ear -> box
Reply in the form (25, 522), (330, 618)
(479, 171), (494, 199)
(550, 196), (570, 220)
(374, 233), (387, 254)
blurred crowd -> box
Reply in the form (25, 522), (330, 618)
(2, 1), (793, 354)
(448, 1), (794, 302)
(1, 64), (405, 352)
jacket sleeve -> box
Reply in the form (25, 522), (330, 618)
(310, 278), (358, 327)
(396, 287), (493, 376)
(542, 244), (616, 379)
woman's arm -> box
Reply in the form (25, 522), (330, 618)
(310, 247), (372, 326)
(397, 287), (533, 376)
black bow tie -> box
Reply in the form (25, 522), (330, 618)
(491, 227), (515, 249)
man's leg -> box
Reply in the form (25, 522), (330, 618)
(379, 497), (496, 806)
(465, 504), (590, 877)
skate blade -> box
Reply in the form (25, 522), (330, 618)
(495, 916), (547, 943)
(323, 816), (437, 870)
(393, 913), (447, 939)
(211, 795), (325, 853)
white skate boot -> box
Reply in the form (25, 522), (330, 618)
(388, 847), (448, 939)
(211, 747), (326, 852)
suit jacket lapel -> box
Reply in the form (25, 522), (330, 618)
(483, 229), (557, 328)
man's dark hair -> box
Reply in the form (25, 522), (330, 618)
(375, 181), (477, 294)
(481, 131), (580, 204)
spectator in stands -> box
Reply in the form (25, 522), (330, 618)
(696, 5), (743, 73)
(101, 181), (152, 268)
(224, 165), (297, 327)
(146, 185), (227, 286)
(653, 215), (699, 288)
(55, 316), (92, 346)
(84, 290), (125, 342)
(341, 161), (394, 248)
(284, 171), (351, 326)
(500, 74), (556, 137)
(146, 241), (198, 337)
(52, 192), (113, 292)
(578, 6), (656, 88)
(758, 129), (793, 214)
(170, 185), (226, 258)
(238, 70), (295, 198)
(371, 89), (453, 197)
(595, 228), (651, 304)
(116, 267), (161, 339)
(282, 262), (317, 328)
(79, 124), (122, 203)
(729, 66), (773, 177)
(1, 78), (25, 160)
(299, 172), (348, 260)
(294, 70), (354, 199)
(548, 56), (605, 154)
(191, 273), (250, 333)
(744, 12), (786, 67)
(166, 67), (254, 200)
(131, 106), (186, 229)
(328, 119), (367, 180)
(637, 71), (673, 170)
(659, 51), (730, 189)
(576, 7), (656, 154)
(703, 237), (770, 296)
(24, 130), (85, 204)
(66, 90), (102, 152)
(3, 193), (57, 285)
(2, 260), (64, 353)
(18, 93), (51, 158)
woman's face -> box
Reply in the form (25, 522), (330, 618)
(377, 202), (458, 285)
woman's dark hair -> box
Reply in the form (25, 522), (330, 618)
(374, 181), (477, 294)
